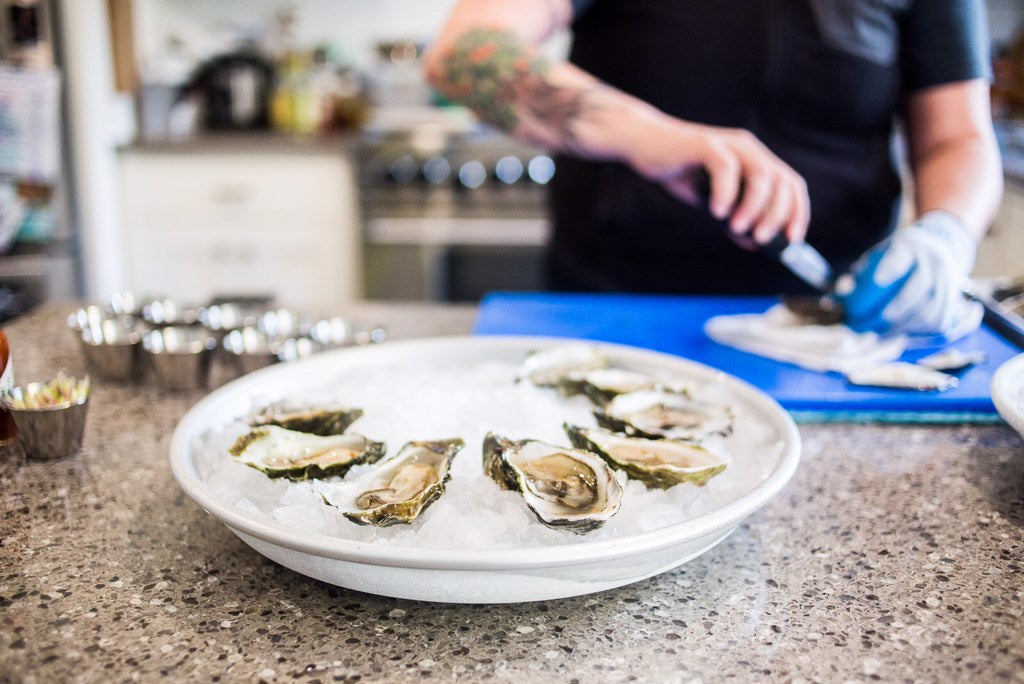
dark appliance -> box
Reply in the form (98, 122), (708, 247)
(179, 48), (274, 130)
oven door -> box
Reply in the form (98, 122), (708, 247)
(363, 216), (549, 302)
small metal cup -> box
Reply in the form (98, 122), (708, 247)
(256, 308), (312, 339)
(222, 328), (282, 375)
(142, 326), (217, 390)
(308, 317), (387, 349)
(141, 298), (201, 327)
(80, 318), (143, 381)
(276, 336), (324, 363)
(4, 385), (89, 460)
(199, 302), (264, 335)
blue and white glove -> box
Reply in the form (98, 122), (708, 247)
(839, 210), (983, 341)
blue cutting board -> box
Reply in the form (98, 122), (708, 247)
(473, 292), (1022, 422)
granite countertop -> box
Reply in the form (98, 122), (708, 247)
(2, 301), (1022, 682)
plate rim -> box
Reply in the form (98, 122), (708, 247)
(992, 352), (1024, 435)
(169, 334), (802, 571)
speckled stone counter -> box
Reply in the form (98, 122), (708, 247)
(2, 302), (1022, 683)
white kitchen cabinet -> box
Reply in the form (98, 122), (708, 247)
(119, 148), (361, 312)
(975, 177), (1024, 281)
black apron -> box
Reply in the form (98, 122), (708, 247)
(548, 0), (915, 294)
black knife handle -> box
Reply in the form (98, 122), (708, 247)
(692, 168), (789, 256)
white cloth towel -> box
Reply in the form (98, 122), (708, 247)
(704, 303), (906, 374)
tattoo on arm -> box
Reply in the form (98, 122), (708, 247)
(439, 28), (603, 151)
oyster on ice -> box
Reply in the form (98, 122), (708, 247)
(249, 403), (363, 436)
(558, 367), (660, 405)
(564, 424), (729, 488)
(595, 389), (733, 442)
(228, 425), (385, 480)
(515, 343), (609, 387)
(321, 438), (464, 526)
(482, 432), (623, 533)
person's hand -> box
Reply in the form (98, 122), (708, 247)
(628, 119), (810, 249)
(838, 211), (983, 340)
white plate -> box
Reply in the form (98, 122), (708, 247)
(169, 336), (801, 603)
(992, 352), (1024, 440)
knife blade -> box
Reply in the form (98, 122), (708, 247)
(693, 169), (836, 292)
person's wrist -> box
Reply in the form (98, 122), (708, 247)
(617, 106), (690, 173)
(910, 210), (977, 276)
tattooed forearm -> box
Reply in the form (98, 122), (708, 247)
(437, 28), (608, 151)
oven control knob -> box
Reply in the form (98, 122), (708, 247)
(457, 160), (487, 189)
(387, 154), (420, 184)
(494, 156), (525, 184)
(527, 155), (556, 185)
(422, 156), (452, 186)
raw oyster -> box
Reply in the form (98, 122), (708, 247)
(846, 362), (958, 392)
(321, 438), (464, 526)
(515, 343), (609, 387)
(595, 389), (733, 442)
(228, 425), (385, 480)
(558, 367), (659, 405)
(249, 403), (363, 436)
(915, 349), (986, 373)
(564, 424), (729, 488)
(482, 432), (622, 533)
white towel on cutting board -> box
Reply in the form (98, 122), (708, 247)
(704, 303), (906, 374)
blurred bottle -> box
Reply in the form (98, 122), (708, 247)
(0, 329), (15, 445)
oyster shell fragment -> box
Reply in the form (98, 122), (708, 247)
(228, 425), (385, 480)
(483, 432), (623, 533)
(564, 424), (729, 488)
(515, 343), (609, 387)
(846, 362), (958, 392)
(321, 438), (464, 526)
(595, 389), (734, 442)
(249, 403), (363, 436)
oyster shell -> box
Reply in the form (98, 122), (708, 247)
(249, 403), (363, 436)
(515, 343), (609, 387)
(558, 367), (659, 405)
(915, 349), (986, 373)
(845, 362), (958, 391)
(595, 389), (733, 442)
(482, 432), (622, 533)
(228, 425), (385, 480)
(320, 438), (464, 526)
(564, 424), (729, 488)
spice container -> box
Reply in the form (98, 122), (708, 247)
(3, 374), (90, 460)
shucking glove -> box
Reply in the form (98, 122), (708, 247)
(839, 210), (983, 342)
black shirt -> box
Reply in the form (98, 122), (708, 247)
(548, 0), (991, 294)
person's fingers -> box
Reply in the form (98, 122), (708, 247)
(784, 173), (810, 243)
(728, 161), (773, 236)
(704, 153), (741, 220)
(842, 250), (912, 331)
(752, 174), (794, 245)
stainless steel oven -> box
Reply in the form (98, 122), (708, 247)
(358, 129), (554, 301)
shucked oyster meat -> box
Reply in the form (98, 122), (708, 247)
(320, 438), (464, 527)
(228, 425), (385, 480)
(595, 389), (734, 442)
(564, 424), (729, 488)
(249, 403), (363, 436)
(483, 432), (623, 533)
